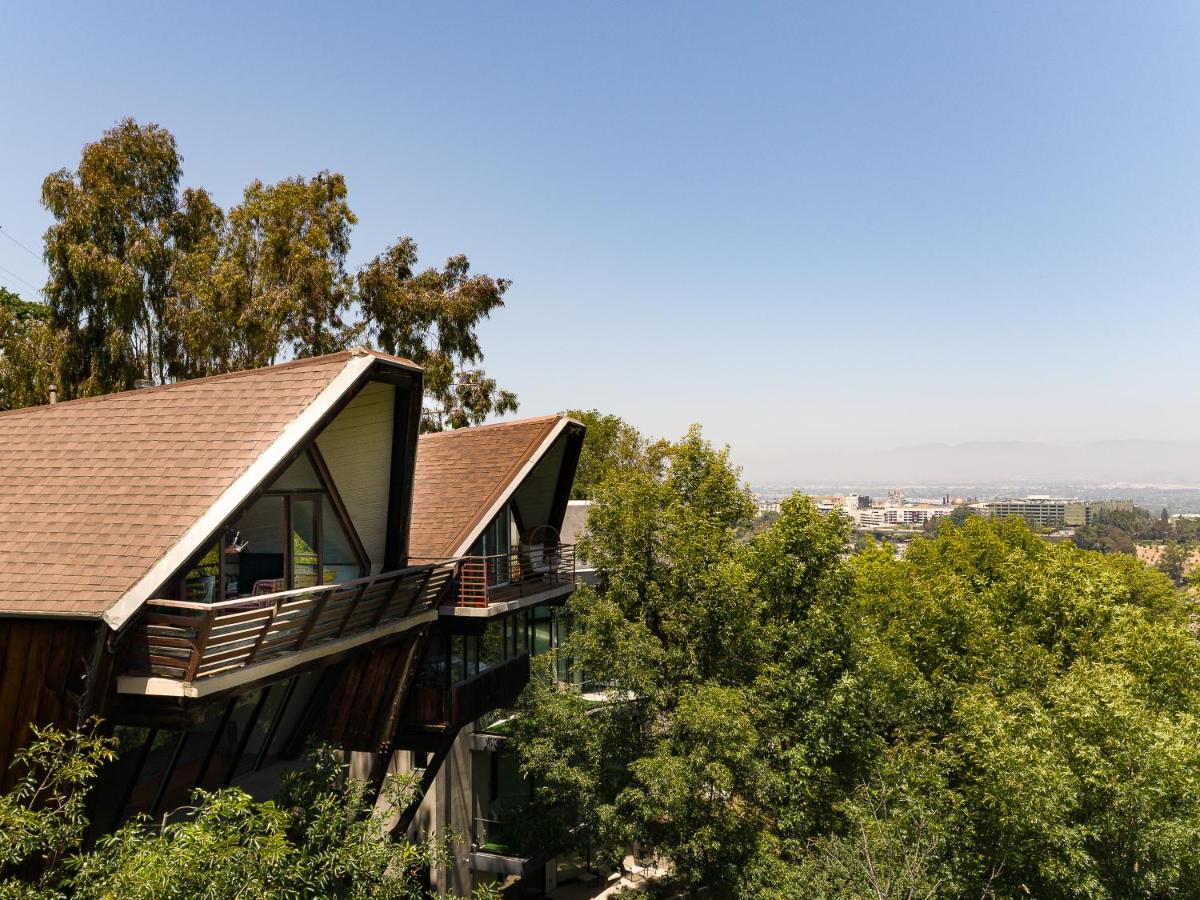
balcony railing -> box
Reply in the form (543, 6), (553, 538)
(123, 562), (456, 686)
(452, 543), (576, 608)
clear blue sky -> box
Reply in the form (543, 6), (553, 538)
(3, 2), (1198, 484)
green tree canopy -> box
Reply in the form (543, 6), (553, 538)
(559, 409), (667, 500)
(0, 287), (62, 411)
(0, 728), (495, 900)
(28, 118), (517, 430)
(512, 439), (1200, 898)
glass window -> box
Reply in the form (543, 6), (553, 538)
(480, 619), (504, 672)
(88, 726), (155, 834)
(263, 669), (324, 763)
(417, 636), (448, 689)
(228, 684), (290, 779)
(321, 496), (362, 582)
(451, 635), (467, 684)
(121, 728), (182, 821)
(517, 609), (530, 655)
(532, 606), (553, 656)
(182, 543), (220, 603)
(473, 505), (513, 587)
(464, 635), (480, 679)
(226, 495), (286, 597)
(154, 699), (230, 815)
(291, 497), (320, 588)
(272, 454), (322, 490)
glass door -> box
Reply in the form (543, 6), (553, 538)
(480, 506), (512, 587)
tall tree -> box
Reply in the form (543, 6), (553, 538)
(220, 172), (358, 367)
(34, 119), (519, 430)
(358, 238), (516, 431)
(560, 409), (667, 499)
(0, 287), (63, 410)
(42, 119), (184, 395)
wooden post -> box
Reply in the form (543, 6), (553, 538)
(184, 608), (217, 683)
(294, 588), (332, 650)
(246, 597), (282, 664)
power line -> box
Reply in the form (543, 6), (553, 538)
(0, 262), (41, 294)
(0, 226), (40, 260)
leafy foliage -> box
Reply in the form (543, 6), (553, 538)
(559, 409), (666, 500)
(0, 288), (62, 411)
(0, 734), (495, 900)
(511, 432), (1200, 898)
(25, 118), (516, 430)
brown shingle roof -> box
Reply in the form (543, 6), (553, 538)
(408, 415), (566, 560)
(0, 349), (415, 620)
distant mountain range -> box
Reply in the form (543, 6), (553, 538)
(772, 440), (1200, 488)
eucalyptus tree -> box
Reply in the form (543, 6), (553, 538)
(41, 119), (184, 394)
(35, 119), (520, 430)
(358, 238), (516, 431)
(0, 287), (62, 410)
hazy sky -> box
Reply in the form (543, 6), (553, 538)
(2, 2), (1198, 484)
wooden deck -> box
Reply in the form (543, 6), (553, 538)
(121, 562), (456, 690)
(452, 544), (576, 608)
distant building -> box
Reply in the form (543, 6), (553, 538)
(977, 497), (1133, 528)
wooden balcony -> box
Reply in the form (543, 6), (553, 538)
(449, 543), (576, 609)
(118, 562), (456, 698)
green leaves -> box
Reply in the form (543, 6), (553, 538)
(515, 440), (1200, 897)
(0, 736), (476, 899)
(358, 239), (515, 432)
(24, 119), (519, 431)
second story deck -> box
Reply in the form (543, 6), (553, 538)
(117, 561), (457, 698)
(415, 542), (577, 615)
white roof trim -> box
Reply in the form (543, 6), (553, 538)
(102, 354), (378, 631)
(451, 417), (575, 558)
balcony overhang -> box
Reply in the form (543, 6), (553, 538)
(439, 580), (574, 618)
(469, 850), (536, 876)
(117, 607), (438, 698)
(117, 562), (455, 698)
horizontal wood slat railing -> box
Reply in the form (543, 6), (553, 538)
(125, 562), (456, 684)
(413, 543), (576, 609)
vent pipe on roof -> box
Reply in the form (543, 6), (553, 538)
(133, 378), (154, 390)
(48, 384), (57, 405)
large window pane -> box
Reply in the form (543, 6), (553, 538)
(182, 543), (219, 603)
(271, 454), (322, 490)
(292, 497), (320, 588)
(321, 496), (361, 583)
(480, 619), (504, 672)
(229, 495), (286, 597)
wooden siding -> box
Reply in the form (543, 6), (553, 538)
(316, 631), (425, 750)
(316, 381), (395, 571)
(0, 619), (100, 789)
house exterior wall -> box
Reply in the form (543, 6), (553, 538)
(316, 381), (396, 571)
(0, 618), (102, 789)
